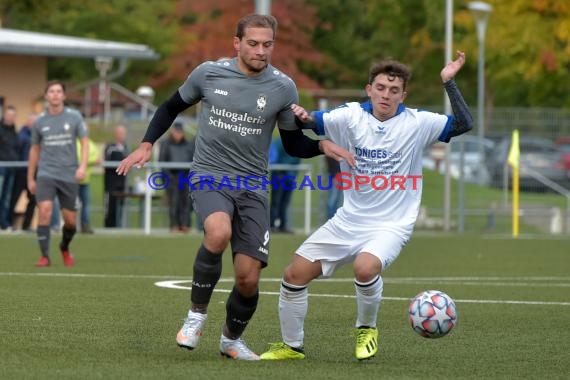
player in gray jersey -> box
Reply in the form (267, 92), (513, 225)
(28, 80), (89, 267)
(117, 14), (353, 360)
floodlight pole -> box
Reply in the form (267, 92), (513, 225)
(255, 0), (271, 14)
(468, 1), (492, 186)
(136, 86), (156, 121)
(95, 56), (113, 129)
(443, 0), (453, 232)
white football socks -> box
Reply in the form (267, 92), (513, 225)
(355, 275), (383, 328)
(279, 280), (308, 348)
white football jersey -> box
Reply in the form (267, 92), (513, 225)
(314, 101), (452, 237)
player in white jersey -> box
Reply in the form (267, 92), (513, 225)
(260, 51), (473, 361)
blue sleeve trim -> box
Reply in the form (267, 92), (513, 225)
(313, 111), (326, 136)
(438, 115), (454, 143)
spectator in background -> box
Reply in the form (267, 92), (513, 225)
(9, 113), (37, 231)
(76, 129), (101, 234)
(159, 122), (196, 233)
(0, 105), (19, 230)
(269, 137), (300, 233)
(104, 125), (128, 228)
(325, 156), (343, 220)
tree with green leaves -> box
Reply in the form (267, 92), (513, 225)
(456, 0), (570, 107)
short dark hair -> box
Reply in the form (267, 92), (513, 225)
(235, 14), (278, 40)
(44, 80), (66, 94)
(368, 60), (412, 90)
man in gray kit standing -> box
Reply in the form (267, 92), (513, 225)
(28, 80), (89, 267)
(117, 14), (353, 360)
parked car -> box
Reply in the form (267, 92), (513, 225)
(554, 136), (570, 172)
(423, 135), (495, 184)
(486, 136), (570, 191)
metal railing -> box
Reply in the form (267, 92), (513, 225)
(101, 161), (313, 235)
(1, 161), (313, 234)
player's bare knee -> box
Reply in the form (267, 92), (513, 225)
(354, 263), (382, 283)
(283, 265), (312, 286)
(203, 229), (231, 252)
(282, 265), (295, 284)
(234, 275), (258, 297)
(204, 240), (228, 253)
(37, 204), (52, 224)
(62, 212), (76, 227)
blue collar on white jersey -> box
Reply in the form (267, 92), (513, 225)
(313, 102), (407, 136)
(360, 101), (406, 118)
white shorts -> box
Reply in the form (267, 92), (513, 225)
(296, 218), (408, 278)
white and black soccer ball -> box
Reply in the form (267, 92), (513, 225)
(409, 290), (457, 338)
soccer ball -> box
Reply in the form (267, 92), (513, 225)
(408, 290), (457, 338)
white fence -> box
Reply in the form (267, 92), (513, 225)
(101, 161), (314, 235)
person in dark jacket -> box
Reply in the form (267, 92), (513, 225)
(325, 156), (343, 220)
(159, 122), (196, 233)
(104, 125), (128, 227)
(9, 113), (37, 231)
(269, 137), (300, 233)
(0, 105), (19, 230)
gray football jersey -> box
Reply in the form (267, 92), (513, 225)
(178, 58), (299, 192)
(32, 107), (88, 183)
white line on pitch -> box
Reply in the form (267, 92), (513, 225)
(1, 272), (568, 306)
(385, 280), (570, 288)
(1, 272), (570, 287)
(2, 272), (570, 282)
(153, 280), (570, 307)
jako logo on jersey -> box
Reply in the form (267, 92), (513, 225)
(214, 89), (229, 96)
(257, 94), (267, 111)
(64, 123), (70, 131)
(375, 126), (386, 135)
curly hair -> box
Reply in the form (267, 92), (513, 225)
(368, 60), (411, 90)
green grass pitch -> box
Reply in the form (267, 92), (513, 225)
(1, 233), (569, 379)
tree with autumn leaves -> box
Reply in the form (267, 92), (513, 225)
(150, 0), (332, 91)
(455, 0), (570, 107)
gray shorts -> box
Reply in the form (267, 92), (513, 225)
(36, 177), (78, 211)
(191, 188), (270, 267)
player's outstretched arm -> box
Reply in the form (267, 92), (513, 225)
(289, 104), (356, 168)
(441, 51), (473, 139)
(116, 91), (191, 175)
(319, 140), (356, 169)
(441, 50), (466, 83)
(116, 143), (153, 175)
(292, 103), (318, 131)
(291, 104), (314, 123)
